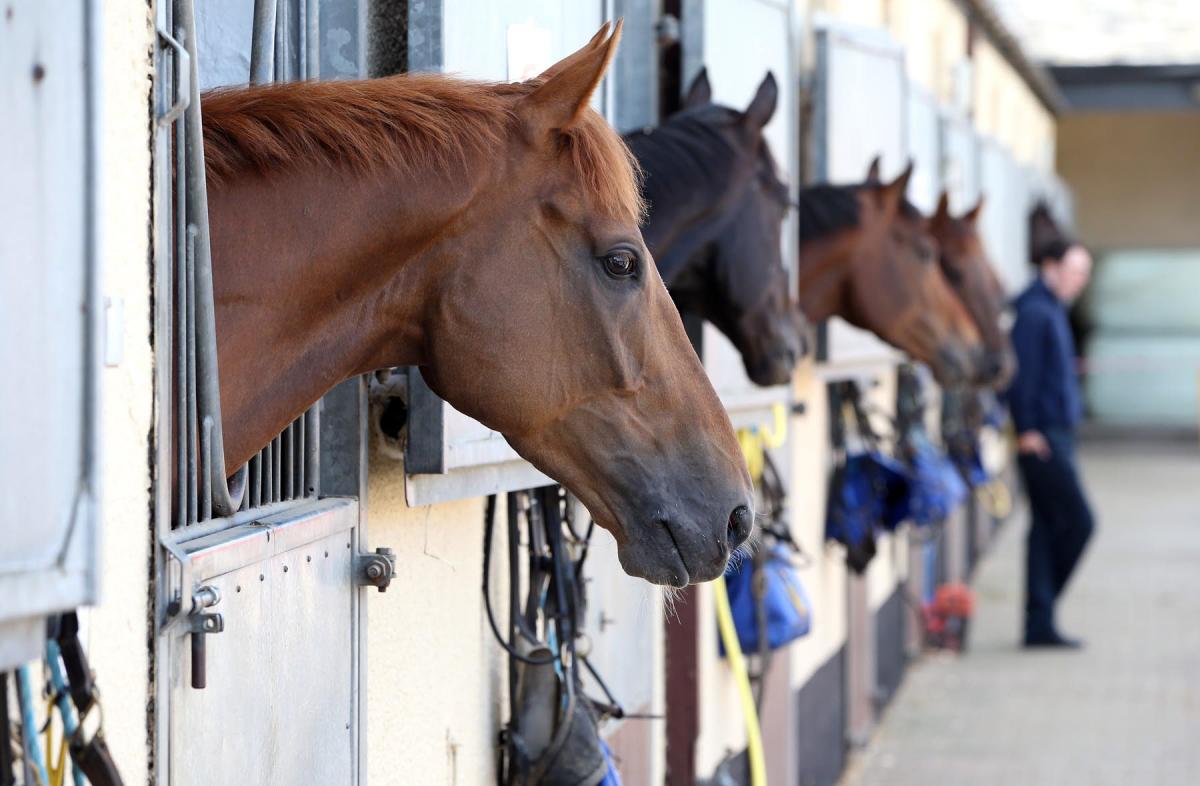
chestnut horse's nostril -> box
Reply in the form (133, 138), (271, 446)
(728, 505), (753, 549)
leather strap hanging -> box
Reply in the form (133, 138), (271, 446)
(49, 613), (124, 786)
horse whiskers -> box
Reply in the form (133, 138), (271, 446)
(660, 585), (685, 623)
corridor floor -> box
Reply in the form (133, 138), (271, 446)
(841, 438), (1200, 786)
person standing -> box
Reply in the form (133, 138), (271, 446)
(1007, 238), (1095, 648)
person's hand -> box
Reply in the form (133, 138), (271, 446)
(1017, 430), (1051, 460)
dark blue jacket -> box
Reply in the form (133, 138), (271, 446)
(1006, 279), (1083, 433)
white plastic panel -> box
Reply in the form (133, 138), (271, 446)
(812, 18), (904, 372)
(0, 0), (99, 669)
(700, 0), (797, 424)
(978, 138), (1033, 294)
(905, 87), (941, 213)
(405, 2), (610, 504)
(939, 112), (981, 213)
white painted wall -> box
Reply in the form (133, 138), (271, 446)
(83, 1), (155, 779)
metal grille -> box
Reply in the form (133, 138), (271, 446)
(157, 0), (323, 534)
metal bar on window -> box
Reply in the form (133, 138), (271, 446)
(250, 0), (278, 85)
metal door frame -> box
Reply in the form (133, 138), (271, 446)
(150, 2), (368, 783)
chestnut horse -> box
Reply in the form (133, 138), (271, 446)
(929, 193), (1016, 388)
(795, 163), (984, 386)
(200, 23), (752, 587)
(624, 69), (804, 386)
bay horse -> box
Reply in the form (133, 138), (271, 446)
(929, 193), (1016, 388)
(200, 23), (753, 587)
(624, 69), (804, 386)
(796, 162), (984, 387)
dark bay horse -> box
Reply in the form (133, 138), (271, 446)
(795, 163), (984, 387)
(624, 69), (804, 386)
(200, 23), (752, 587)
(929, 193), (1016, 388)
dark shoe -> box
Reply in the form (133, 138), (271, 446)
(1023, 631), (1083, 649)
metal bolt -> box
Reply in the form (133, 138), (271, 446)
(366, 563), (382, 580)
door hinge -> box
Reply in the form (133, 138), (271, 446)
(356, 547), (397, 592)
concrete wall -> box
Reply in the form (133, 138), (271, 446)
(365, 455), (503, 786)
(1057, 111), (1200, 252)
(84, 3), (155, 782)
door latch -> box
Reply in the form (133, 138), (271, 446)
(356, 547), (397, 592)
(188, 585), (223, 689)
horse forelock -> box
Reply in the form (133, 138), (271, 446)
(200, 74), (644, 223)
(798, 183), (863, 242)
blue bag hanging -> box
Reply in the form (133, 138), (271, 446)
(720, 542), (813, 656)
(903, 428), (968, 526)
(598, 740), (623, 786)
(824, 381), (912, 572)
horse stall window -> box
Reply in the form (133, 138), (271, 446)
(0, 0), (101, 670)
(385, 1), (610, 506)
(906, 85), (943, 214)
(152, 2), (367, 784)
(695, 0), (800, 429)
(978, 137), (1035, 293)
(809, 19), (905, 372)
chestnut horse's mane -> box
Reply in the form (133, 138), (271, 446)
(201, 73), (644, 222)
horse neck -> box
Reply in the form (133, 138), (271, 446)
(797, 232), (856, 321)
(626, 126), (738, 284)
(207, 159), (486, 469)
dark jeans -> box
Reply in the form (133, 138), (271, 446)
(1017, 429), (1095, 640)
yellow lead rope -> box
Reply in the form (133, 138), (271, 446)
(713, 574), (768, 786)
(714, 401), (789, 786)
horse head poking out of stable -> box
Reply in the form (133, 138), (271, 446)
(624, 68), (805, 387)
(795, 159), (984, 387)
(929, 193), (1016, 388)
(200, 22), (753, 587)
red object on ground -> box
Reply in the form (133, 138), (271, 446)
(923, 583), (975, 651)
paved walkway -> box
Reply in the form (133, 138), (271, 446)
(842, 438), (1200, 786)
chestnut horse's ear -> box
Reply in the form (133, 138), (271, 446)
(935, 191), (951, 221)
(683, 67), (712, 109)
(522, 21), (623, 138)
(877, 160), (914, 211)
(743, 72), (778, 130)
(962, 195), (985, 224)
(865, 155), (882, 184)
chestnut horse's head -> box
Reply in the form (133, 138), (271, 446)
(419, 23), (753, 586)
(628, 69), (804, 386)
(930, 194), (1016, 388)
(797, 161), (983, 386)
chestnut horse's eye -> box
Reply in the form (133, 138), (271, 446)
(602, 249), (639, 279)
(942, 261), (965, 284)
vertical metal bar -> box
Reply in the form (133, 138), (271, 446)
(200, 418), (213, 521)
(283, 422), (294, 499)
(249, 453), (261, 509)
(173, 101), (186, 528)
(274, 0), (287, 82)
(305, 0), (319, 80)
(177, 0), (247, 516)
(250, 0), (278, 84)
(263, 441), (274, 504)
(304, 405), (320, 497)
(296, 415), (306, 498)
(273, 433), (283, 502)
(185, 225), (199, 525)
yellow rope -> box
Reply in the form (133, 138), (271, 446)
(737, 402), (789, 484)
(715, 401), (789, 786)
(713, 574), (768, 786)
